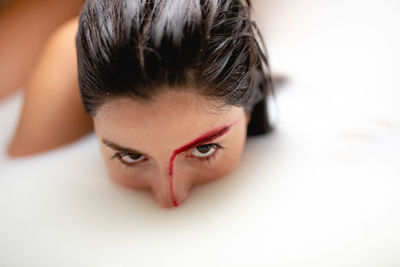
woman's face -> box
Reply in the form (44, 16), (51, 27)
(93, 90), (248, 207)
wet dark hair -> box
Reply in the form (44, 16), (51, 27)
(76, 0), (274, 135)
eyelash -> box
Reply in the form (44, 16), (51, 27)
(110, 143), (224, 168)
(188, 143), (224, 164)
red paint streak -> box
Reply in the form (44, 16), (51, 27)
(168, 152), (180, 207)
(168, 121), (238, 207)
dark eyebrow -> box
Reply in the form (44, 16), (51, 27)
(101, 121), (237, 155)
(102, 139), (145, 155)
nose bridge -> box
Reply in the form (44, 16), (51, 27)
(148, 147), (179, 207)
(150, 163), (174, 207)
(150, 150), (193, 207)
(168, 151), (193, 206)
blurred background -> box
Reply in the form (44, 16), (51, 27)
(0, 0), (83, 99)
(0, 0), (399, 266)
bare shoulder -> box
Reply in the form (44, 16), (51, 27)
(44, 17), (79, 63)
(7, 17), (93, 157)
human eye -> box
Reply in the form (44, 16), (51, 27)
(189, 143), (224, 161)
(111, 152), (147, 166)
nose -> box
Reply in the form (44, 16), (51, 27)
(150, 163), (193, 208)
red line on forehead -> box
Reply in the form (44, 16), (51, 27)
(175, 124), (235, 158)
(168, 121), (238, 207)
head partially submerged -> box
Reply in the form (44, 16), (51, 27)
(76, 0), (274, 207)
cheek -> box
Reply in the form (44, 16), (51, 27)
(99, 146), (152, 191)
(193, 127), (247, 185)
(195, 153), (242, 185)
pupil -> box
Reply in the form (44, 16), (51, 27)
(128, 153), (142, 160)
(197, 145), (211, 154)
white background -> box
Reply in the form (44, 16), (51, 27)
(1, 0), (399, 266)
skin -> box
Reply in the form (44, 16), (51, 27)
(7, 15), (251, 208)
(8, 18), (93, 157)
(94, 91), (248, 208)
(0, 0), (84, 99)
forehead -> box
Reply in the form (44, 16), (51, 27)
(94, 91), (243, 149)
